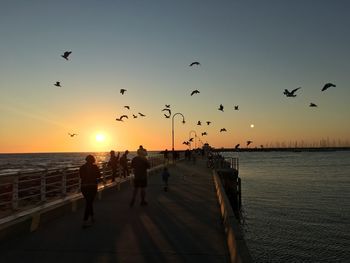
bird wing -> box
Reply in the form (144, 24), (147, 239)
(162, 108), (171, 113)
(291, 87), (301, 94)
(121, 115), (128, 119)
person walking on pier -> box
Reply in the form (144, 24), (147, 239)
(161, 167), (170, 192)
(108, 150), (120, 182)
(120, 150), (130, 178)
(79, 155), (101, 228)
(130, 148), (151, 207)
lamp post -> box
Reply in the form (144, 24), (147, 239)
(189, 130), (197, 150)
(172, 113), (186, 156)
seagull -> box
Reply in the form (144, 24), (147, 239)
(220, 128), (227, 132)
(189, 138), (194, 142)
(197, 121), (201, 126)
(120, 89), (127, 95)
(235, 144), (240, 149)
(138, 112), (146, 117)
(234, 105), (239, 110)
(116, 115), (128, 121)
(124, 106), (130, 110)
(68, 133), (78, 137)
(61, 51), (72, 60)
(284, 87), (301, 97)
(54, 81), (61, 87)
(206, 121), (211, 125)
(189, 62), (200, 67)
(165, 104), (170, 108)
(322, 83), (336, 91)
(218, 104), (224, 112)
(247, 140), (253, 146)
(201, 132), (207, 136)
(133, 114), (138, 119)
(162, 108), (171, 115)
(309, 103), (318, 107)
(191, 90), (200, 96)
(164, 114), (170, 118)
(183, 141), (190, 146)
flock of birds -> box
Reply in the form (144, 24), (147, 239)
(57, 51), (336, 149)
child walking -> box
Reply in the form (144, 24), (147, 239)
(161, 167), (170, 192)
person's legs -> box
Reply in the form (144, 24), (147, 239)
(130, 187), (138, 207)
(140, 188), (147, 205)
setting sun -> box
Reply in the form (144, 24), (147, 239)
(95, 133), (105, 142)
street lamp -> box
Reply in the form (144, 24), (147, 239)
(189, 130), (197, 150)
(172, 113), (186, 153)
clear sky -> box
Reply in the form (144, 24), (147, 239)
(0, 0), (349, 153)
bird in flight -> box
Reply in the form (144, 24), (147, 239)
(138, 112), (146, 117)
(246, 140), (253, 146)
(218, 104), (224, 112)
(189, 138), (194, 142)
(284, 87), (301, 97)
(164, 114), (170, 118)
(133, 114), (138, 119)
(197, 121), (201, 126)
(206, 121), (211, 125)
(183, 141), (190, 146)
(234, 105), (239, 110)
(116, 115), (128, 121)
(124, 106), (130, 110)
(165, 104), (170, 108)
(61, 51), (72, 60)
(322, 83), (336, 91)
(189, 62), (200, 67)
(201, 132), (207, 136)
(162, 108), (171, 115)
(120, 89), (127, 95)
(68, 133), (78, 137)
(54, 81), (61, 87)
(235, 144), (240, 149)
(191, 90), (200, 96)
(220, 128), (227, 132)
(309, 103), (318, 107)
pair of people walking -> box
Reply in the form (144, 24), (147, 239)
(107, 150), (130, 181)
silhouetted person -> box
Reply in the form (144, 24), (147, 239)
(120, 150), (130, 178)
(79, 155), (101, 228)
(108, 150), (120, 182)
(130, 148), (151, 207)
(163, 149), (169, 164)
(161, 167), (170, 192)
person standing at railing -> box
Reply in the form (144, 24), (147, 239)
(79, 155), (101, 228)
(130, 147), (150, 207)
(120, 150), (130, 178)
(108, 150), (120, 182)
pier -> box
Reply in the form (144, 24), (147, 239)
(0, 158), (252, 263)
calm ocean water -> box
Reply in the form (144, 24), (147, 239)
(225, 151), (350, 263)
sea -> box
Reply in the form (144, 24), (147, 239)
(1, 151), (350, 262)
(224, 151), (350, 263)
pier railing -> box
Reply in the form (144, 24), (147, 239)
(0, 156), (165, 219)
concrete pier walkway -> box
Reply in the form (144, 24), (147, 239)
(0, 160), (229, 263)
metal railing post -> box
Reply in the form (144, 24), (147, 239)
(12, 175), (19, 210)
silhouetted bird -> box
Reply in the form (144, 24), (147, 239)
(165, 104), (170, 108)
(220, 128), (227, 132)
(61, 51), (72, 60)
(322, 83), (336, 91)
(201, 132), (207, 136)
(191, 90), (200, 96)
(120, 89), (127, 95)
(183, 141), (190, 146)
(164, 114), (170, 118)
(309, 103), (318, 107)
(247, 140), (253, 146)
(68, 133), (78, 137)
(162, 108), (171, 115)
(284, 87), (301, 97)
(235, 144), (240, 149)
(138, 112), (146, 117)
(234, 105), (239, 110)
(133, 114), (138, 118)
(218, 104), (224, 112)
(189, 138), (194, 142)
(124, 106), (130, 110)
(116, 115), (128, 121)
(206, 121), (211, 125)
(189, 62), (200, 67)
(197, 121), (201, 126)
(54, 81), (61, 87)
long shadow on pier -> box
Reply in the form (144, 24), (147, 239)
(0, 160), (229, 263)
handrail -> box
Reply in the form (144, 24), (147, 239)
(0, 156), (165, 218)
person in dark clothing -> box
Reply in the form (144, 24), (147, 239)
(79, 155), (101, 228)
(130, 148), (150, 207)
(108, 150), (120, 182)
(120, 150), (130, 178)
(161, 167), (170, 192)
(163, 149), (169, 165)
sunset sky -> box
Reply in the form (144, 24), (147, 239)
(0, 1), (349, 153)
